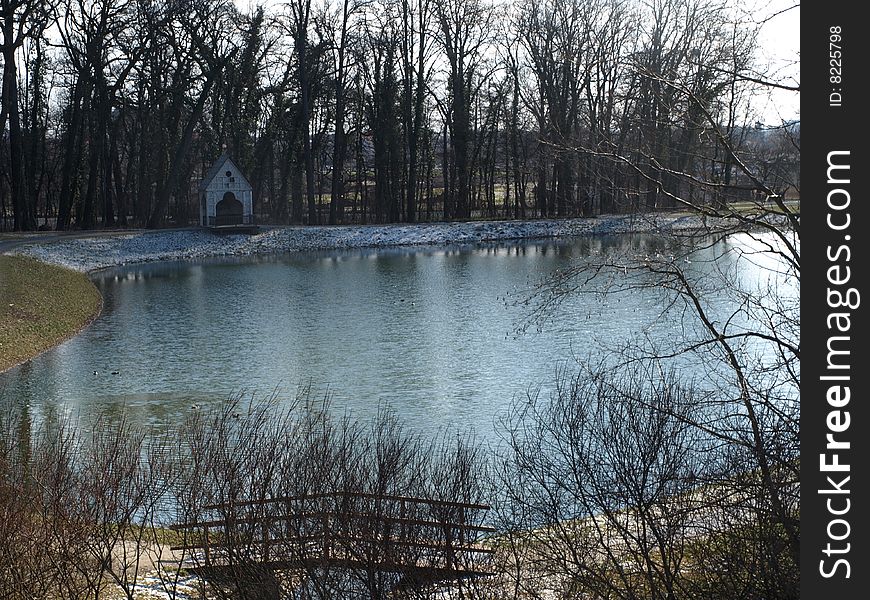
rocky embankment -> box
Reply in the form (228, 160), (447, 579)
(11, 214), (715, 273)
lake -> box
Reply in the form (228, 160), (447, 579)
(1, 233), (789, 440)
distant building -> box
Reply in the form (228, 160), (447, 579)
(199, 153), (254, 227)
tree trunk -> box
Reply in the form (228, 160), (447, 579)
(2, 36), (35, 231)
(148, 69), (218, 228)
(452, 81), (470, 220)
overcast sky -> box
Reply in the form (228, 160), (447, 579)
(235, 0), (799, 124)
(752, 0), (800, 123)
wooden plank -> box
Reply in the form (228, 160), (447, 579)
(184, 557), (495, 580)
(172, 533), (495, 555)
(172, 510), (496, 533)
(170, 533), (323, 553)
(202, 491), (490, 512)
(323, 534), (496, 554)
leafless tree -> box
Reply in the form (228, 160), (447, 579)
(161, 390), (493, 599)
(496, 367), (704, 599)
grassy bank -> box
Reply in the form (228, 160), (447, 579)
(0, 255), (101, 372)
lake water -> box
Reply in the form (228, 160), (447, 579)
(1, 233), (789, 440)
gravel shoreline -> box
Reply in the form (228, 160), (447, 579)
(9, 213), (716, 273)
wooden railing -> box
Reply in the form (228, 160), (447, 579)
(170, 491), (496, 589)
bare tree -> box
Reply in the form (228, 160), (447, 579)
(1, 0), (54, 230)
(432, 0), (492, 219)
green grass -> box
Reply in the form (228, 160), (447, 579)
(0, 255), (101, 372)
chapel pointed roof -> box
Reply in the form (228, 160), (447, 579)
(198, 152), (252, 192)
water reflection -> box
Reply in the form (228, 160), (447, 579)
(0, 234), (795, 439)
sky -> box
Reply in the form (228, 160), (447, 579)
(751, 0), (800, 123)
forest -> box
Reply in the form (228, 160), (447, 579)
(0, 0), (798, 231)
